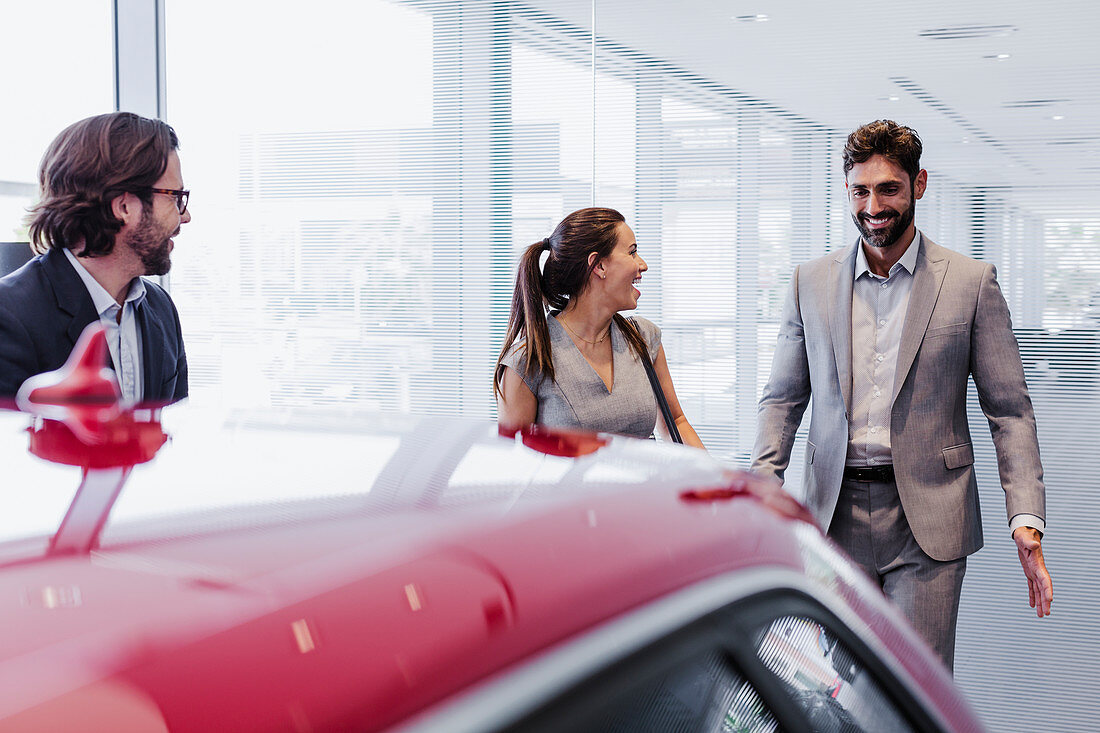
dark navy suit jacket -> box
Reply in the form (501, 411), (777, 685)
(0, 247), (187, 403)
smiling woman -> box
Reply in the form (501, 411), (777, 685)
(494, 207), (705, 449)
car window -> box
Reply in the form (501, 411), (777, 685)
(575, 650), (777, 732)
(753, 615), (913, 732)
(504, 586), (940, 733)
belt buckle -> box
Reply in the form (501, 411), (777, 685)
(846, 464), (893, 482)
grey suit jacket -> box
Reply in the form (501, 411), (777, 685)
(751, 235), (1045, 562)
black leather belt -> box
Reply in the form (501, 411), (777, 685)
(843, 464), (895, 482)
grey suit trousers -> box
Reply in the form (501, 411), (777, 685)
(829, 475), (966, 671)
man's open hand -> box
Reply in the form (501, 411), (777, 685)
(1013, 526), (1053, 617)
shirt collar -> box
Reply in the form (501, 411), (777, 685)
(63, 247), (147, 317)
(854, 230), (922, 281)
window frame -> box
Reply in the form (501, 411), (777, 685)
(507, 588), (944, 733)
(394, 567), (954, 733)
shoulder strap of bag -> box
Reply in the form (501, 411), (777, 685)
(629, 317), (683, 444)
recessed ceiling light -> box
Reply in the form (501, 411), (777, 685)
(1052, 115), (1065, 120)
(983, 53), (1011, 60)
(1003, 99), (1068, 109)
(734, 14), (769, 22)
(888, 95), (900, 102)
(919, 24), (1017, 40)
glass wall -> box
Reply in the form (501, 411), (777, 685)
(0, 2), (113, 241)
(164, 0), (842, 462)
(159, 7), (1100, 719)
(0, 1), (1086, 729)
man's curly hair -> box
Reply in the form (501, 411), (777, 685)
(842, 120), (922, 184)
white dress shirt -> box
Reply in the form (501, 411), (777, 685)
(64, 248), (146, 405)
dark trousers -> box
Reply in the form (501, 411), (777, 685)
(829, 476), (967, 672)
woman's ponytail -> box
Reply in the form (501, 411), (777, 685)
(494, 239), (555, 399)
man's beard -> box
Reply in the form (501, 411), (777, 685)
(127, 209), (174, 276)
(853, 194), (915, 249)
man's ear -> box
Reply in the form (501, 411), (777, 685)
(913, 168), (928, 200)
(111, 192), (141, 225)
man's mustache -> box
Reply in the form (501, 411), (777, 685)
(859, 210), (899, 222)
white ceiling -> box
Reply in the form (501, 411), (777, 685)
(548, 0), (1100, 215)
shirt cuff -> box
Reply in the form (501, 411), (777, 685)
(1010, 513), (1045, 538)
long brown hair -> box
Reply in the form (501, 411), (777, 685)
(494, 207), (649, 399)
(27, 112), (180, 257)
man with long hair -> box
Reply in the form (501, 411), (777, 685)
(752, 120), (1052, 671)
(0, 112), (190, 404)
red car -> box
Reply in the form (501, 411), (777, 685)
(0, 326), (983, 732)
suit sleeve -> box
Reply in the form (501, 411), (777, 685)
(970, 264), (1045, 523)
(751, 265), (812, 483)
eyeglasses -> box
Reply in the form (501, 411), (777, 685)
(148, 188), (190, 214)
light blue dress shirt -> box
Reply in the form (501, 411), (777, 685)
(64, 248), (146, 405)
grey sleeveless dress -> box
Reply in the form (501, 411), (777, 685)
(501, 313), (662, 438)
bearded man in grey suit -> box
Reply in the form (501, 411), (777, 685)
(751, 119), (1052, 671)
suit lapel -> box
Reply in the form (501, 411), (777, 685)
(891, 237), (948, 404)
(42, 248), (101, 347)
(828, 242), (857, 415)
(137, 295), (166, 399)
